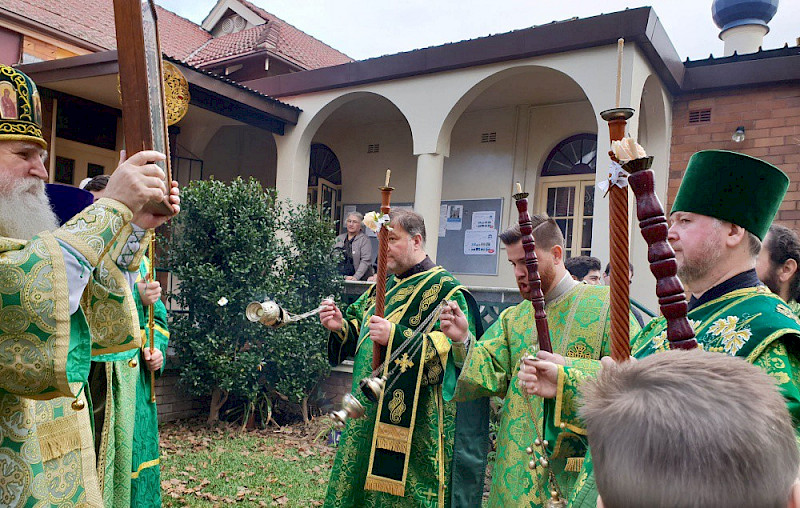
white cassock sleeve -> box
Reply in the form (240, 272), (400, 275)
(57, 224), (146, 315)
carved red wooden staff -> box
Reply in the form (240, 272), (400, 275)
(600, 107), (633, 361)
(372, 171), (394, 369)
(626, 162), (697, 349)
(513, 185), (552, 353)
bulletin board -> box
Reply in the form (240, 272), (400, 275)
(341, 198), (503, 276)
(436, 198), (503, 275)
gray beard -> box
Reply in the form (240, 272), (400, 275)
(0, 177), (59, 241)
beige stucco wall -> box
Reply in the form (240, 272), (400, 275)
(314, 118), (417, 205)
(201, 125), (278, 189)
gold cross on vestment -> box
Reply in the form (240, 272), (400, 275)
(394, 353), (414, 373)
(421, 488), (437, 502)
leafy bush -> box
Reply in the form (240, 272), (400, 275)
(168, 178), (341, 424)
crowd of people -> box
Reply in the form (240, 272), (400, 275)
(320, 152), (800, 507)
(2, 61), (800, 508)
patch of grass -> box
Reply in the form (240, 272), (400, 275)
(160, 419), (336, 507)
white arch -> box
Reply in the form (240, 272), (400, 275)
(274, 91), (412, 204)
(436, 65), (598, 158)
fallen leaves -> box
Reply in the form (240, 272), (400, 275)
(160, 417), (337, 507)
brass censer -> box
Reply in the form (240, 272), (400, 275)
(245, 297), (331, 329)
(330, 300), (449, 427)
(331, 393), (366, 427)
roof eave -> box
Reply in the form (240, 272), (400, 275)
(0, 7), (109, 53)
(193, 47), (307, 72)
(681, 53), (800, 93)
(17, 50), (300, 130)
(245, 7), (685, 98)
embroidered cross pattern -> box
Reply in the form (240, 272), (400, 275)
(394, 353), (414, 373)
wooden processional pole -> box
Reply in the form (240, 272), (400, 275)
(372, 170), (394, 370)
(600, 39), (633, 362)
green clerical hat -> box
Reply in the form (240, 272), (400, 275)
(671, 150), (788, 240)
(0, 64), (46, 148)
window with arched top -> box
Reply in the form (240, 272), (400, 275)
(537, 133), (597, 258)
(308, 143), (342, 224)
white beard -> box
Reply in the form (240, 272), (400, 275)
(0, 176), (59, 241)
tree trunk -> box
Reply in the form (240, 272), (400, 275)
(301, 396), (310, 423)
(208, 387), (228, 425)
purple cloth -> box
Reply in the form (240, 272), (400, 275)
(45, 183), (95, 226)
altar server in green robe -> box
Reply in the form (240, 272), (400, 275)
(85, 174), (170, 507)
(518, 150), (800, 508)
(438, 215), (639, 507)
(320, 209), (487, 508)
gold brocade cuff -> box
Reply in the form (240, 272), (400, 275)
(109, 226), (154, 272)
(450, 333), (472, 367)
(427, 331), (451, 371)
(53, 198), (132, 266)
(334, 319), (352, 343)
(554, 365), (587, 435)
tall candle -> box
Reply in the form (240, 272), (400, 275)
(615, 38), (624, 108)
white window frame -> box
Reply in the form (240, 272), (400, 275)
(536, 174), (595, 258)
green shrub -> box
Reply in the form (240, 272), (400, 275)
(168, 178), (341, 424)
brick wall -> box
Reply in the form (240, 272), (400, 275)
(154, 369), (210, 423)
(669, 83), (800, 229)
(320, 369), (354, 409)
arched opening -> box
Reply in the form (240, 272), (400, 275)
(440, 65), (596, 285)
(200, 124), (278, 188)
(306, 92), (414, 232)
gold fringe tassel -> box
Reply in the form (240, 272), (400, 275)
(38, 414), (82, 462)
(565, 457), (585, 472)
(376, 437), (410, 454)
(364, 476), (405, 497)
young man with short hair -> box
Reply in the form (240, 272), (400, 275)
(565, 255), (603, 285)
(582, 349), (800, 508)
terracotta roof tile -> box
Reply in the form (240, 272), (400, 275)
(1, 0), (212, 59)
(232, 0), (353, 69)
(186, 23), (275, 65)
(1, 0), (350, 69)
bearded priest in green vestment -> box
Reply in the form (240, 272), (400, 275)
(85, 175), (170, 507)
(320, 209), (488, 508)
(757, 223), (800, 317)
(0, 64), (179, 508)
(438, 215), (640, 507)
(518, 150), (800, 508)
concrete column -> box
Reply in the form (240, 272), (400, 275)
(274, 131), (310, 205)
(414, 153), (445, 261)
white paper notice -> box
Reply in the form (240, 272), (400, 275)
(464, 229), (497, 255)
(438, 205), (448, 237)
(446, 205), (463, 230)
(471, 211), (495, 230)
